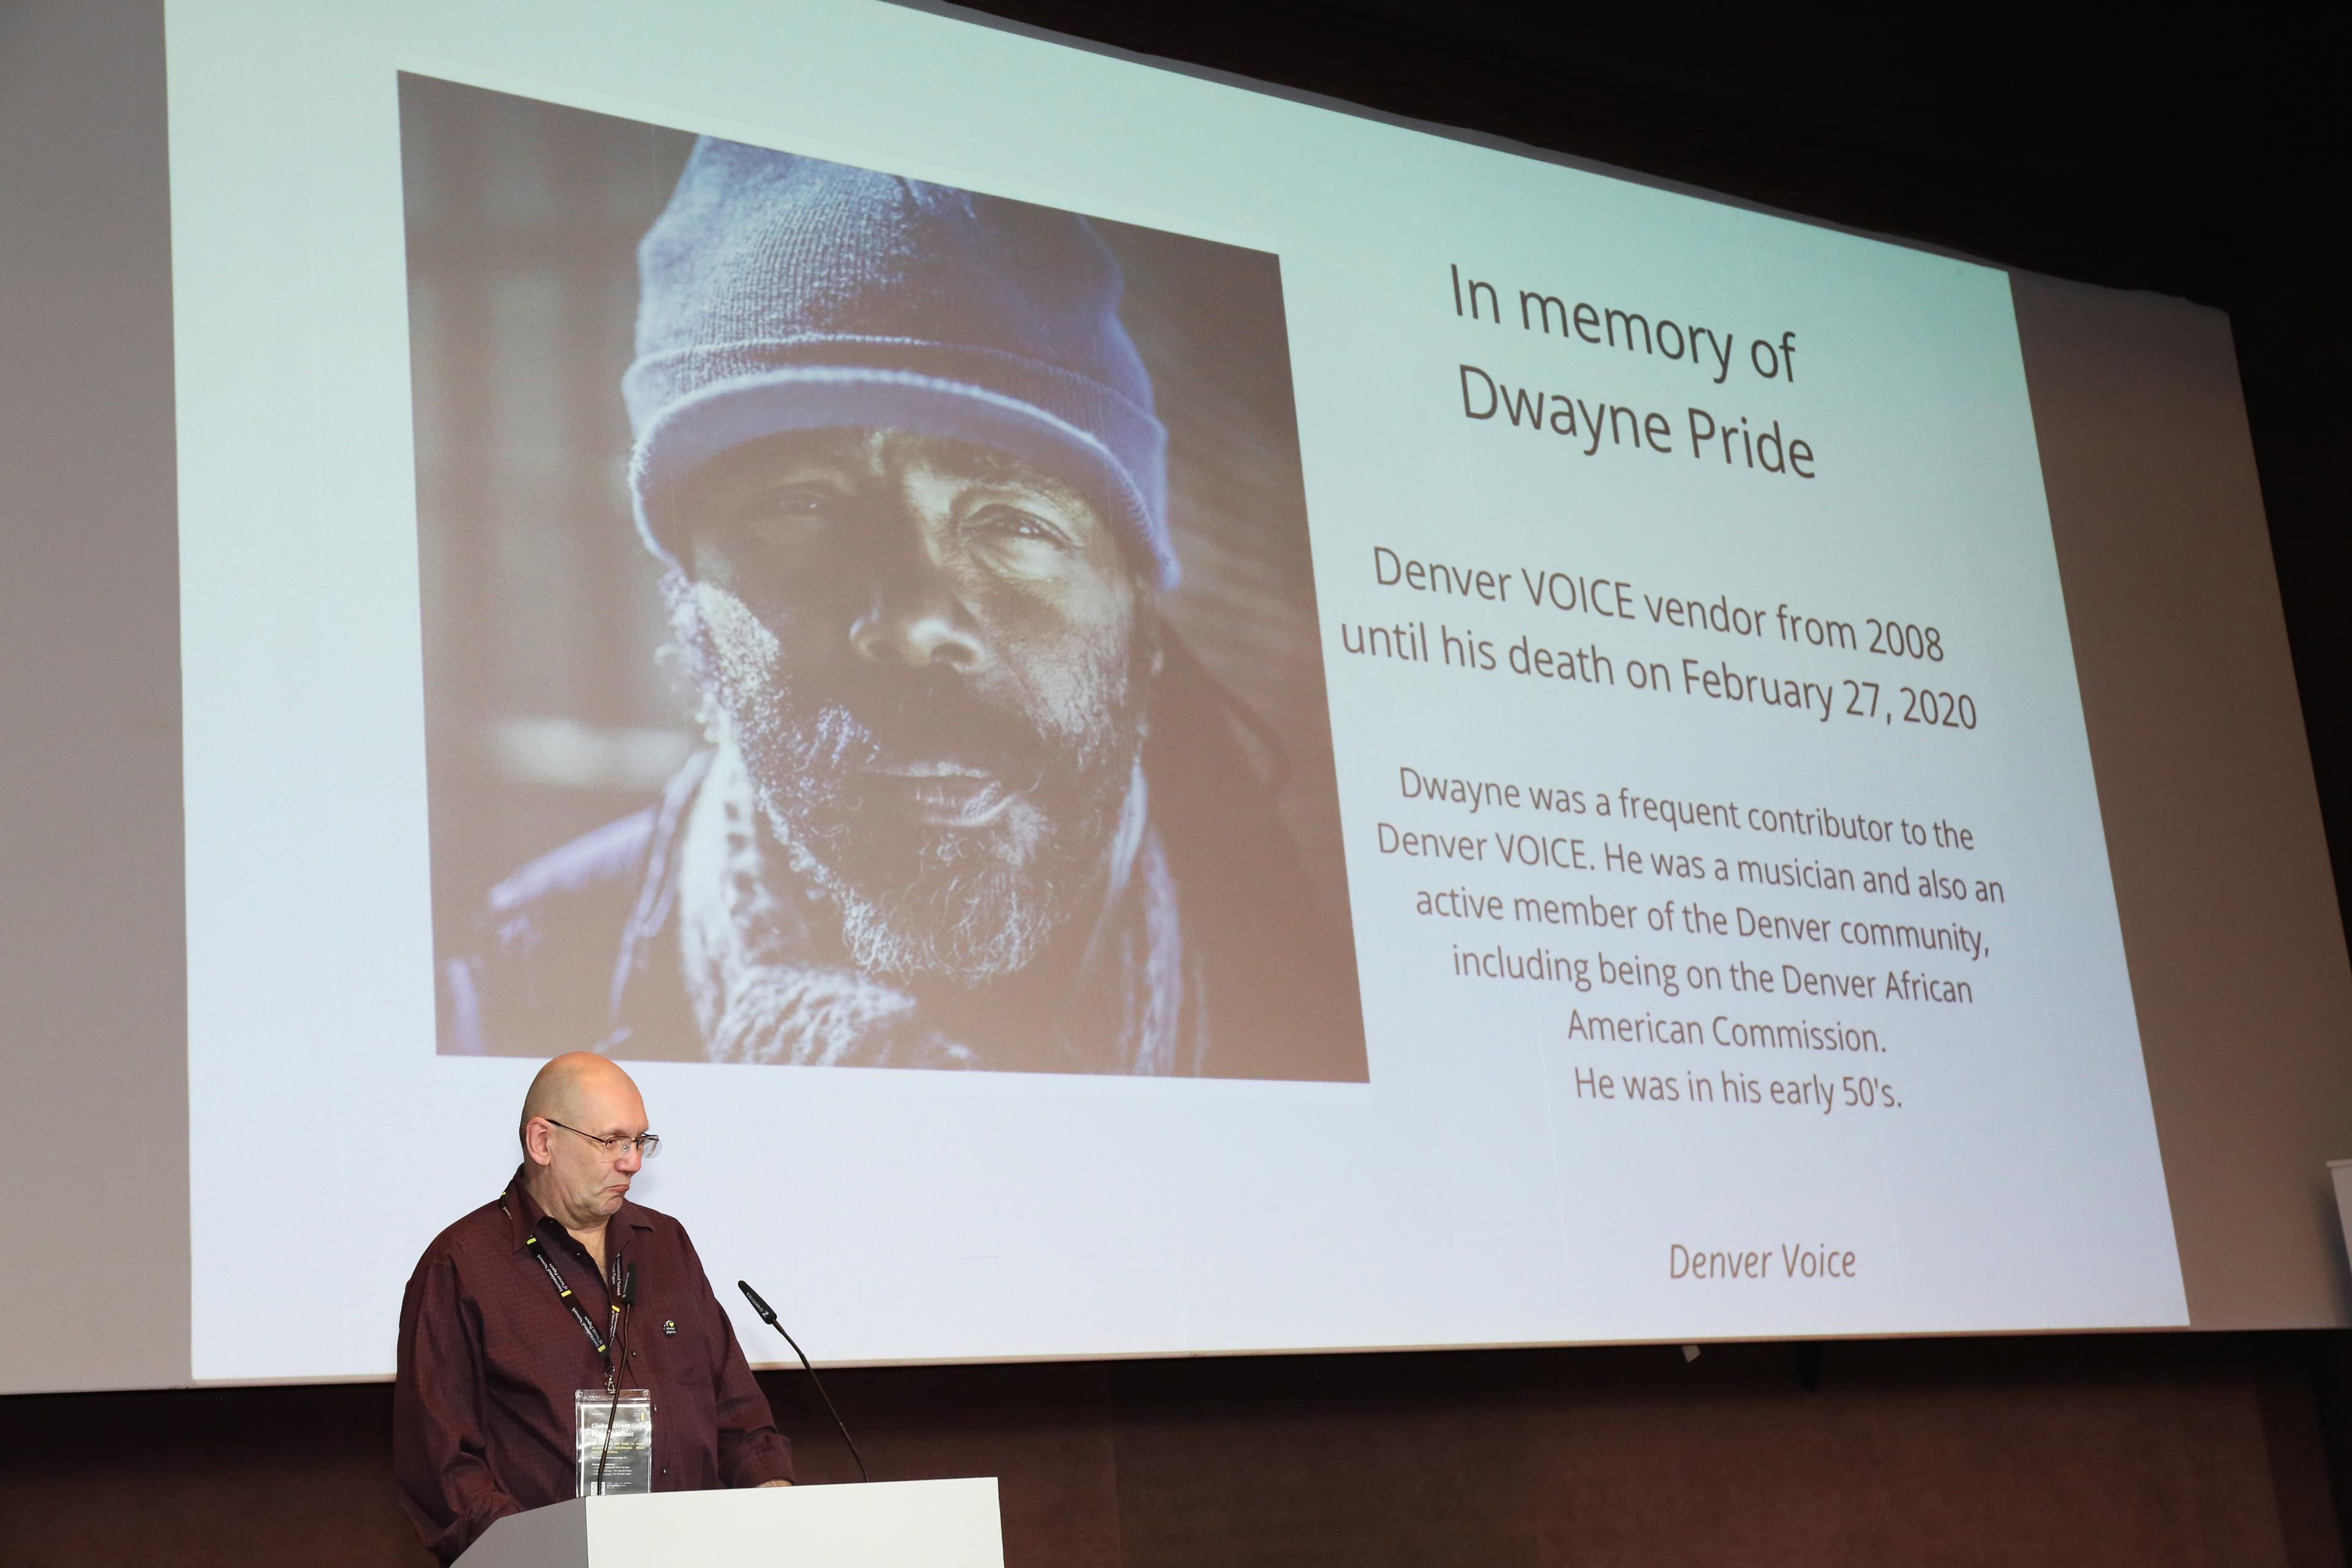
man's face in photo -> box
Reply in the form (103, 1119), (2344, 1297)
(663, 428), (1158, 984)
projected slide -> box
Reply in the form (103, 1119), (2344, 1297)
(171, 0), (2184, 1380)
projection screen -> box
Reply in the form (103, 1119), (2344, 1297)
(10, 0), (2352, 1393)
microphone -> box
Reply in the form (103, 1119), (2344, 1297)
(738, 1280), (869, 1482)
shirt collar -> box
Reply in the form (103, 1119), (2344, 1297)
(502, 1164), (553, 1254)
(502, 1164), (655, 1256)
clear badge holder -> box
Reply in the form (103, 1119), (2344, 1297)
(576, 1387), (654, 1496)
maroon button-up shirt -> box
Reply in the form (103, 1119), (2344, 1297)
(393, 1168), (793, 1562)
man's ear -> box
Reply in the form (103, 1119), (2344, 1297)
(522, 1117), (556, 1169)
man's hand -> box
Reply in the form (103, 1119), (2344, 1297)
(756, 1478), (794, 1488)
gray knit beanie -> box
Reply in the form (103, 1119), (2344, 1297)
(624, 138), (1176, 589)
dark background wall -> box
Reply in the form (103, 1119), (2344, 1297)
(8, 0), (2352, 1562)
(13, 1336), (2352, 1566)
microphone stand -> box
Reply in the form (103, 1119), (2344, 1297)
(593, 1264), (636, 1496)
(738, 1280), (869, 1482)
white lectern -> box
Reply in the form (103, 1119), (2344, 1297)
(453, 1478), (1003, 1568)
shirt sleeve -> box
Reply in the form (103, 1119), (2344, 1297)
(679, 1229), (796, 1487)
(394, 1251), (526, 1562)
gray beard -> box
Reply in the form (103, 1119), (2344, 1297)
(792, 721), (1076, 983)
(663, 571), (1147, 986)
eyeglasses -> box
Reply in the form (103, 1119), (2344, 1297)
(546, 1119), (662, 1160)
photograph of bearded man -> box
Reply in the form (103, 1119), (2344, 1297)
(434, 130), (1366, 1080)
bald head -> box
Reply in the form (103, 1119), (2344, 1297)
(517, 1053), (652, 1236)
(519, 1052), (647, 1152)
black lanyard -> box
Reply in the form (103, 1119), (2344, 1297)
(522, 1231), (622, 1386)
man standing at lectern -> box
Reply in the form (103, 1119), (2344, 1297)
(394, 1054), (792, 1562)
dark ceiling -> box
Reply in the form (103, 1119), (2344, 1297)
(960, 0), (2352, 932)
